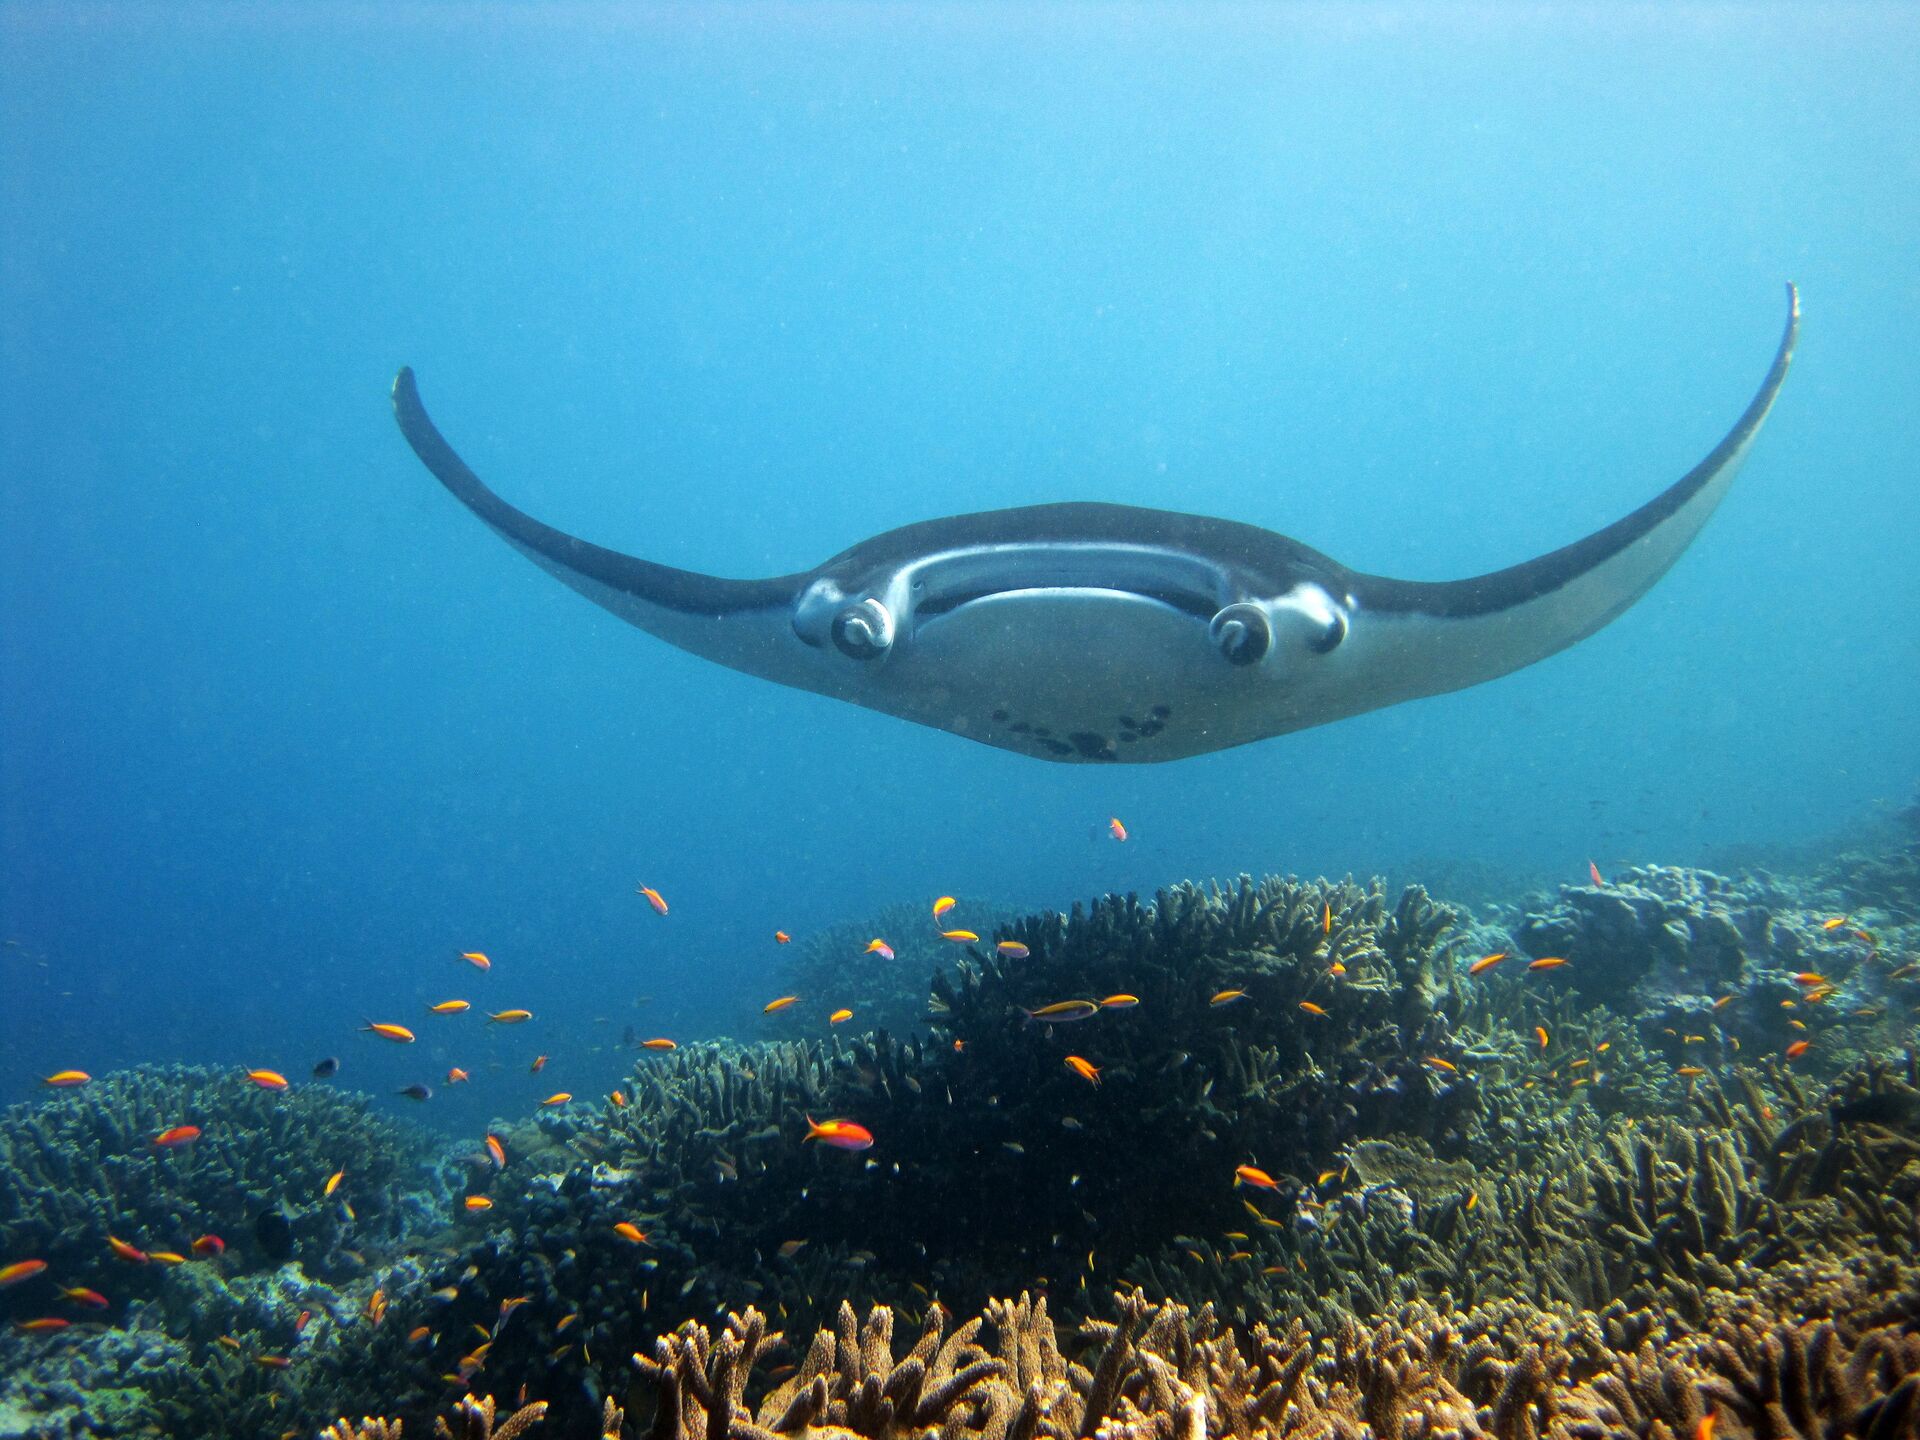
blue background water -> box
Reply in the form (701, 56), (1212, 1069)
(3, 4), (1915, 1126)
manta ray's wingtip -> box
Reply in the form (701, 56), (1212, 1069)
(391, 366), (419, 407)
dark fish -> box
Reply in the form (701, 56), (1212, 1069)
(254, 1207), (294, 1263)
(312, 1057), (340, 1079)
(397, 1083), (434, 1102)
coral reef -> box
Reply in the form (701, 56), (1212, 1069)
(764, 898), (1026, 1042)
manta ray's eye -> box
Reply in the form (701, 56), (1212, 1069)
(1209, 603), (1272, 666)
(831, 599), (895, 660)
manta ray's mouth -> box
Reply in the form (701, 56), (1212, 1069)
(914, 583), (1217, 622)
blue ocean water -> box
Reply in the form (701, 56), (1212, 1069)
(1, 3), (1914, 1129)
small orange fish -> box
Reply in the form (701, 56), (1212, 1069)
(609, 1089), (628, 1107)
(408, 1324), (432, 1344)
(1328, 961), (1346, 975)
(1792, 972), (1827, 987)
(152, 1125), (201, 1148)
(1108, 817), (1128, 842)
(637, 886), (668, 915)
(996, 941), (1031, 959)
(1714, 995), (1736, 1009)
(191, 1234), (224, 1257)
(40, 1070), (90, 1087)
(1588, 860), (1605, 886)
(254, 1355), (291, 1370)
(148, 1251), (186, 1265)
(1535, 1026), (1550, 1050)
(529, 1055), (547, 1073)
(641, 1038), (676, 1050)
(1322, 903), (1333, 935)
(1785, 1040), (1810, 1060)
(540, 1093), (571, 1106)
(865, 938), (895, 960)
(939, 929), (979, 944)
(777, 1239), (808, 1259)
(429, 1000), (470, 1014)
(459, 951), (491, 970)
(15, 1317), (69, 1333)
(1100, 994), (1140, 1009)
(1527, 957), (1567, 971)
(805, 1116), (874, 1151)
(0, 1260), (48, 1287)
(829, 1008), (854, 1025)
(1425, 1056), (1458, 1073)
(59, 1286), (108, 1308)
(612, 1222), (650, 1244)
(1028, 999), (1100, 1022)
(1676, 1066), (1706, 1077)
(1468, 952), (1507, 975)
(1696, 1411), (1716, 1440)
(774, 930), (791, 944)
(246, 1070), (289, 1091)
(1464, 1191), (1478, 1212)
(324, 1170), (345, 1196)
(952, 1039), (966, 1053)
(1298, 1001), (1327, 1017)
(362, 1021), (415, 1043)
(763, 996), (800, 1014)
(1821, 917), (1848, 931)
(485, 1134), (506, 1168)
(464, 1196), (494, 1211)
(1210, 989), (1248, 1007)
(446, 1067), (470, 1084)
(366, 1288), (387, 1323)
(1233, 1164), (1279, 1190)
(932, 896), (956, 919)
(1064, 1055), (1101, 1085)
(486, 1009), (532, 1025)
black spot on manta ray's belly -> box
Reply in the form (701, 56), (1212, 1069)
(987, 703), (1174, 759)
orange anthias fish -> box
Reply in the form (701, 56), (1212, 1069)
(1322, 903), (1332, 935)
(246, 1070), (289, 1091)
(774, 931), (791, 944)
(805, 1116), (875, 1151)
(459, 951), (491, 970)
(1298, 1001), (1328, 1017)
(1108, 817), (1128, 842)
(446, 1067), (470, 1084)
(429, 1000), (470, 1014)
(1064, 1056), (1101, 1085)
(932, 896), (956, 920)
(1588, 860), (1605, 887)
(641, 1038), (677, 1050)
(15, 1318), (69, 1333)
(1210, 989), (1248, 1007)
(1535, 1026), (1551, 1050)
(1425, 1056), (1458, 1073)
(190, 1234), (224, 1257)
(324, 1169), (345, 1196)
(1821, 917), (1848, 931)
(996, 941), (1031, 959)
(1100, 994), (1140, 1009)
(637, 886), (669, 915)
(1792, 972), (1827, 987)
(152, 1125), (201, 1148)
(40, 1070), (90, 1087)
(1785, 1040), (1811, 1060)
(609, 1090), (628, 1107)
(939, 929), (980, 944)
(107, 1236), (148, 1264)
(464, 1196), (493, 1211)
(529, 1055), (547, 1073)
(486, 1009), (532, 1025)
(0, 1260), (48, 1287)
(59, 1286), (109, 1308)
(763, 996), (800, 1014)
(1233, 1165), (1280, 1190)
(540, 1093), (571, 1106)
(362, 1022), (416, 1043)
(864, 939), (895, 960)
(485, 1134), (506, 1168)
(612, 1222), (649, 1244)
(1468, 952), (1507, 975)
(829, 1009), (854, 1025)
(1527, 957), (1568, 972)
(1027, 1000), (1100, 1023)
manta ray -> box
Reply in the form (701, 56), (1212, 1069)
(392, 286), (1796, 763)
